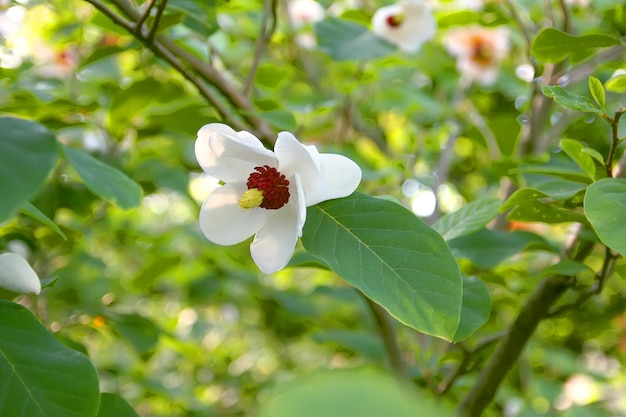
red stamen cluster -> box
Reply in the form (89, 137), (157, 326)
(386, 14), (402, 28)
(247, 165), (290, 210)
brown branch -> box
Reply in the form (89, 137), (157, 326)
(134, 0), (155, 35)
(243, 0), (276, 95)
(147, 0), (167, 45)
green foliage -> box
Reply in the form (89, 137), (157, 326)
(0, 300), (100, 417)
(302, 193), (463, 340)
(531, 28), (619, 63)
(0, 117), (57, 222)
(584, 178), (626, 257)
(315, 18), (396, 61)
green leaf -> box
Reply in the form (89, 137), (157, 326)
(167, 0), (218, 37)
(256, 368), (453, 417)
(97, 393), (139, 417)
(315, 18), (396, 61)
(107, 312), (161, 357)
(0, 300), (100, 417)
(605, 74), (626, 93)
(522, 174), (587, 200)
(302, 193), (463, 341)
(559, 139), (595, 179)
(432, 197), (502, 241)
(584, 178), (626, 257)
(542, 85), (604, 115)
(449, 229), (556, 269)
(19, 202), (67, 240)
(259, 110), (297, 131)
(453, 276), (491, 342)
(588, 76), (606, 109)
(501, 188), (587, 224)
(59, 144), (142, 209)
(531, 28), (619, 63)
(0, 117), (58, 223)
(540, 260), (593, 278)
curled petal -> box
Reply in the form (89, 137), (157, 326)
(196, 123), (277, 182)
(199, 182), (268, 245)
(306, 153), (362, 206)
(275, 131), (324, 202)
(0, 253), (41, 295)
(250, 196), (302, 274)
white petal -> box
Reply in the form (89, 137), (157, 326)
(199, 182), (268, 245)
(195, 123), (277, 182)
(305, 153), (362, 206)
(372, 1), (436, 53)
(0, 253), (41, 295)
(274, 131), (324, 203)
(250, 194), (303, 274)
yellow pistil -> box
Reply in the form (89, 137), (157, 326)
(239, 188), (264, 209)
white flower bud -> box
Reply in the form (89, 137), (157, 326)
(0, 253), (41, 295)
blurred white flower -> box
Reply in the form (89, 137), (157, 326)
(515, 63), (535, 83)
(288, 0), (325, 28)
(195, 123), (361, 273)
(0, 252), (41, 295)
(444, 25), (510, 85)
(372, 0), (436, 53)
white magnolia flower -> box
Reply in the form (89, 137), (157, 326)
(288, 0), (326, 29)
(372, 0), (436, 53)
(444, 25), (510, 85)
(195, 124), (362, 274)
(0, 252), (41, 295)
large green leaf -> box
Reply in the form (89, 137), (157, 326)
(302, 193), (463, 340)
(315, 18), (396, 61)
(19, 202), (67, 240)
(432, 197), (502, 241)
(0, 116), (58, 223)
(59, 144), (142, 209)
(559, 139), (596, 180)
(453, 276), (491, 342)
(531, 28), (619, 63)
(584, 178), (626, 257)
(256, 368), (453, 417)
(97, 393), (139, 417)
(542, 86), (604, 115)
(0, 300), (100, 417)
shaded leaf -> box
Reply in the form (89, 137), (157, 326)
(559, 139), (595, 179)
(0, 300), (100, 417)
(584, 178), (626, 257)
(453, 276), (491, 342)
(0, 117), (58, 223)
(433, 197), (501, 241)
(501, 188), (587, 224)
(97, 393), (139, 417)
(315, 18), (396, 61)
(302, 193), (463, 340)
(60, 144), (142, 209)
(19, 202), (67, 240)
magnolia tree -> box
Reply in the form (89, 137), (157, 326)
(1, 0), (625, 416)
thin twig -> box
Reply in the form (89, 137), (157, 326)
(134, 0), (156, 35)
(556, 0), (572, 34)
(606, 109), (625, 177)
(147, 0), (168, 45)
(243, 0), (276, 95)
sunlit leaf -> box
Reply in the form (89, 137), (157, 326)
(59, 144), (143, 209)
(0, 300), (100, 417)
(531, 28), (619, 63)
(542, 85), (604, 115)
(0, 117), (57, 223)
(559, 139), (596, 179)
(453, 276), (491, 342)
(302, 193), (463, 340)
(315, 18), (396, 61)
(256, 368), (453, 417)
(433, 197), (502, 241)
(588, 76), (606, 109)
(605, 74), (626, 93)
(584, 178), (626, 257)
